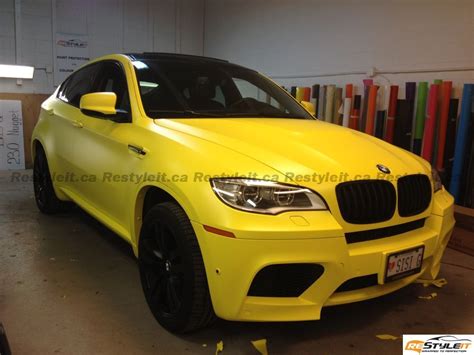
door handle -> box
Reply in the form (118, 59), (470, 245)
(71, 120), (83, 128)
(128, 144), (147, 156)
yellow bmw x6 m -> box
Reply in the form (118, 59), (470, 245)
(32, 53), (455, 333)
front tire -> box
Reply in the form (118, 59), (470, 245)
(33, 145), (69, 214)
(138, 202), (215, 333)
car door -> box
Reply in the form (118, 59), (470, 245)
(50, 64), (101, 178)
(72, 60), (142, 239)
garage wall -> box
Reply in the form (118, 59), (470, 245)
(0, 0), (205, 94)
(203, 0), (474, 95)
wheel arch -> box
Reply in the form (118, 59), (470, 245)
(132, 184), (197, 256)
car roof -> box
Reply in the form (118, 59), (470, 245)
(124, 52), (230, 64)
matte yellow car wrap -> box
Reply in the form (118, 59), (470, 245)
(32, 53), (455, 324)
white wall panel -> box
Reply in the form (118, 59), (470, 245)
(0, 0), (205, 94)
(204, 0), (474, 94)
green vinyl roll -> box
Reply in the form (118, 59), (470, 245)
(325, 85), (335, 122)
(414, 82), (428, 154)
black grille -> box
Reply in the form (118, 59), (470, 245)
(248, 264), (324, 297)
(335, 274), (378, 293)
(336, 180), (396, 224)
(345, 219), (425, 244)
(398, 174), (432, 217)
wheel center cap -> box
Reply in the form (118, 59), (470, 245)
(165, 260), (171, 272)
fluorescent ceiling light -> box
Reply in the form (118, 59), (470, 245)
(0, 64), (35, 79)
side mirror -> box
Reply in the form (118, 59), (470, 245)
(300, 100), (316, 116)
(80, 92), (117, 116)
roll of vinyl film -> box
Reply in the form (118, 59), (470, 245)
(303, 87), (311, 102)
(449, 84), (473, 201)
(360, 85), (370, 131)
(414, 82), (428, 155)
(436, 81), (453, 171)
(345, 84), (353, 99)
(296, 87), (305, 102)
(375, 110), (386, 139)
(421, 84), (440, 162)
(342, 97), (352, 127)
(290, 86), (297, 98)
(385, 85), (399, 143)
(365, 85), (379, 135)
(325, 85), (335, 122)
(312, 84), (320, 116)
(350, 95), (361, 130)
(334, 87), (343, 125)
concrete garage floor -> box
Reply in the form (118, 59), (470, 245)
(1, 172), (473, 355)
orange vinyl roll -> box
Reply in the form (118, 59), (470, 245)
(365, 85), (379, 135)
(345, 84), (353, 99)
(303, 87), (311, 102)
(435, 81), (453, 170)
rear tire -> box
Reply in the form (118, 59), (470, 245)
(33, 145), (69, 214)
(138, 202), (215, 333)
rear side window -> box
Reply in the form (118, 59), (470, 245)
(57, 64), (100, 107)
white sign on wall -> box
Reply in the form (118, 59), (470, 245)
(0, 100), (25, 170)
(54, 33), (90, 86)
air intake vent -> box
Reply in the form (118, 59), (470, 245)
(398, 174), (432, 217)
(248, 264), (324, 297)
(345, 219), (425, 244)
(336, 180), (396, 224)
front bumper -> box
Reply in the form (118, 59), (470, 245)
(193, 189), (455, 322)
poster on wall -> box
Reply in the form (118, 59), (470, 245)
(54, 33), (90, 86)
(0, 100), (25, 170)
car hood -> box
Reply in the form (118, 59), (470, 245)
(155, 118), (430, 185)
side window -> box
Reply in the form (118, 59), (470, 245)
(57, 64), (100, 107)
(94, 62), (131, 113)
(233, 78), (282, 110)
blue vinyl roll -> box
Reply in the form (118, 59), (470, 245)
(449, 84), (473, 202)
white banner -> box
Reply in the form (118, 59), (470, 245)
(54, 33), (90, 86)
(0, 100), (25, 170)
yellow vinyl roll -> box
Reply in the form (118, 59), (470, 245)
(325, 85), (335, 122)
(295, 87), (305, 102)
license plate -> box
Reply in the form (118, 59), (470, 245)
(385, 246), (424, 282)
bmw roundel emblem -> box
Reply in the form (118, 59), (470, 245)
(377, 164), (391, 174)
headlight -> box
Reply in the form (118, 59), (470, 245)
(431, 168), (442, 192)
(211, 178), (327, 214)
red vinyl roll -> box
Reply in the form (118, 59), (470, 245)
(435, 81), (453, 171)
(385, 85), (399, 143)
(345, 84), (353, 99)
(303, 87), (311, 102)
(421, 84), (440, 161)
(365, 85), (379, 135)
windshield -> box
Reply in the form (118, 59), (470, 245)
(132, 58), (313, 119)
